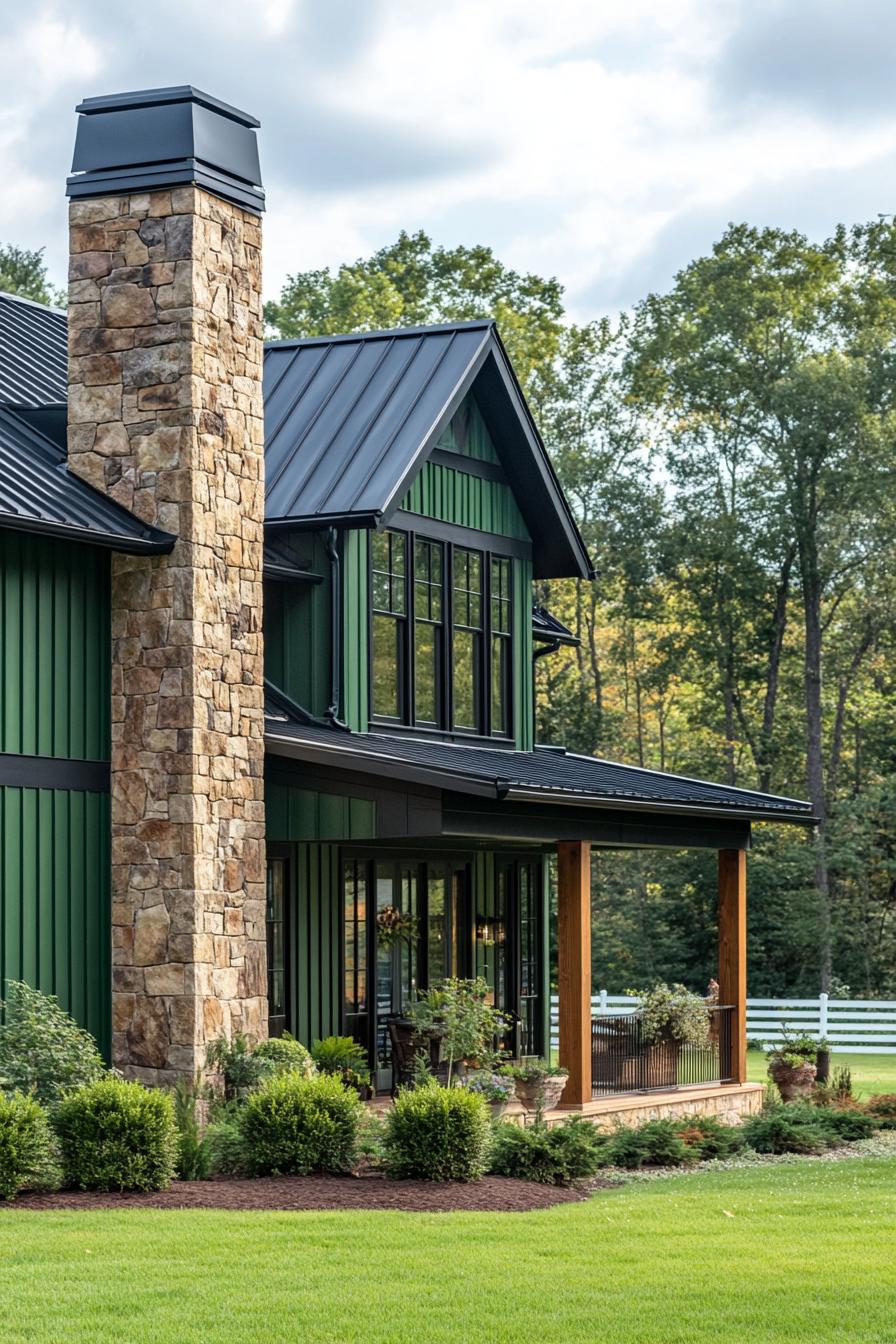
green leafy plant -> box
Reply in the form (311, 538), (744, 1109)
(606, 1119), (696, 1169)
(254, 1035), (316, 1079)
(741, 1104), (830, 1155)
(503, 1060), (568, 1084)
(0, 1092), (61, 1200)
(404, 978), (511, 1082)
(812, 1106), (876, 1143)
(240, 1072), (362, 1176)
(489, 1118), (609, 1185)
(0, 981), (106, 1107)
(766, 1026), (825, 1069)
(632, 983), (712, 1049)
(384, 1081), (490, 1181)
(205, 1034), (272, 1100)
(172, 1076), (210, 1181)
(53, 1077), (179, 1192)
(310, 1036), (371, 1091)
(204, 1112), (248, 1177)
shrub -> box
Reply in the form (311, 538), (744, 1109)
(240, 1072), (361, 1176)
(674, 1115), (745, 1160)
(310, 1036), (371, 1090)
(866, 1095), (896, 1129)
(384, 1082), (490, 1181)
(489, 1117), (609, 1185)
(205, 1112), (248, 1177)
(0, 1093), (61, 1200)
(813, 1106), (876, 1143)
(172, 1077), (210, 1181)
(741, 1104), (830, 1155)
(54, 1077), (179, 1192)
(254, 1036), (316, 1079)
(205, 1034), (271, 1100)
(0, 981), (106, 1107)
(606, 1119), (695, 1169)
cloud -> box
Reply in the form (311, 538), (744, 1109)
(2, 0), (895, 320)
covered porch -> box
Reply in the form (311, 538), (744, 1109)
(264, 714), (814, 1107)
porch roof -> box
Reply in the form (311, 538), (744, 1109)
(263, 719), (815, 825)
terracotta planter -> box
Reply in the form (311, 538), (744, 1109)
(769, 1058), (816, 1101)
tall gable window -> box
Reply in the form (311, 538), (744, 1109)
(370, 528), (512, 739)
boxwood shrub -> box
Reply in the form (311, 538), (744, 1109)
(384, 1082), (490, 1182)
(253, 1036), (315, 1078)
(489, 1117), (609, 1185)
(240, 1072), (361, 1176)
(740, 1104), (830, 1155)
(53, 1077), (179, 1192)
(0, 1093), (61, 1200)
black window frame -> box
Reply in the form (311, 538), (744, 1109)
(368, 527), (514, 741)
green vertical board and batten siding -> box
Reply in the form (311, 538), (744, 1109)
(436, 395), (500, 463)
(401, 461), (529, 541)
(0, 532), (109, 759)
(265, 533), (332, 719)
(266, 781), (375, 843)
(0, 532), (111, 1054)
(289, 843), (341, 1047)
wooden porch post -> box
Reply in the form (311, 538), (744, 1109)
(556, 841), (592, 1106)
(718, 848), (747, 1085)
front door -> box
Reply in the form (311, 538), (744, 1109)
(374, 861), (421, 1090)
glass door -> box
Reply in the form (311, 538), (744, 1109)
(427, 862), (470, 982)
(266, 852), (289, 1037)
(374, 862), (420, 1090)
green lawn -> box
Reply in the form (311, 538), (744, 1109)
(2, 1158), (895, 1343)
(748, 1049), (896, 1096)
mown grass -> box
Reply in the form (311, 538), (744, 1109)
(1, 1157), (894, 1343)
(748, 1049), (896, 1096)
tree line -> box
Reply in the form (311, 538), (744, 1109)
(8, 221), (895, 998)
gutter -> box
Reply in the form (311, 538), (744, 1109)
(0, 511), (175, 555)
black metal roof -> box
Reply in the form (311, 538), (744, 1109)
(532, 604), (579, 647)
(0, 293), (67, 407)
(263, 321), (593, 580)
(264, 718), (815, 824)
(0, 406), (173, 554)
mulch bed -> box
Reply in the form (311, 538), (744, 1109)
(11, 1174), (602, 1213)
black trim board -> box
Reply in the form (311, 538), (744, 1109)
(441, 794), (752, 850)
(428, 447), (507, 483)
(0, 753), (110, 793)
(392, 510), (532, 560)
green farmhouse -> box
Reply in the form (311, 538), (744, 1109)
(0, 85), (814, 1120)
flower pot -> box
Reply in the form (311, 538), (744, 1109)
(515, 1075), (567, 1113)
(769, 1059), (817, 1101)
(815, 1049), (831, 1085)
(540, 1076), (568, 1112)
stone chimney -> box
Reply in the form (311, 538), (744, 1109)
(66, 87), (267, 1083)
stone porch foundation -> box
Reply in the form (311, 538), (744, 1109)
(536, 1083), (764, 1129)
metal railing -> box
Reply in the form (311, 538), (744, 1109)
(591, 1005), (735, 1096)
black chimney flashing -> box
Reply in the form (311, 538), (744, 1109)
(67, 85), (264, 215)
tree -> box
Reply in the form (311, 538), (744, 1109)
(0, 244), (64, 307)
(628, 223), (896, 987)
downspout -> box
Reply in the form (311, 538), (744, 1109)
(533, 638), (561, 663)
(324, 526), (349, 729)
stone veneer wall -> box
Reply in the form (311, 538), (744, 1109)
(67, 186), (267, 1083)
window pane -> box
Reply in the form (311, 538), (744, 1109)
(454, 629), (479, 729)
(372, 614), (401, 718)
(415, 622), (438, 723)
(372, 572), (390, 609)
(491, 634), (508, 735)
(391, 532), (406, 574)
(371, 531), (389, 570)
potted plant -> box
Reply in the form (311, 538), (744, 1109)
(461, 1070), (516, 1120)
(767, 1029), (820, 1101)
(505, 1059), (569, 1117)
(376, 905), (418, 949)
(633, 983), (713, 1086)
(404, 977), (511, 1085)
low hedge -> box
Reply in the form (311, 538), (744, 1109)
(385, 1082), (490, 1182)
(240, 1072), (361, 1176)
(0, 1092), (61, 1200)
(53, 1077), (179, 1192)
(489, 1117), (608, 1185)
(253, 1036), (316, 1078)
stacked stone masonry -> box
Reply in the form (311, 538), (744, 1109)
(67, 186), (267, 1084)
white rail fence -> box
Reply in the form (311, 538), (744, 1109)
(549, 993), (896, 1055)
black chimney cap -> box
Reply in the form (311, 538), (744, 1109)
(67, 86), (264, 214)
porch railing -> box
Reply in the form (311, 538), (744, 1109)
(591, 1005), (735, 1097)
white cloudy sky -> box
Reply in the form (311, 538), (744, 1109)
(1, 0), (894, 319)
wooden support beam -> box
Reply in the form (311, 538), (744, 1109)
(718, 848), (747, 1085)
(556, 840), (592, 1106)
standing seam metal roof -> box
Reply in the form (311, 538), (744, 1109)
(0, 293), (68, 407)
